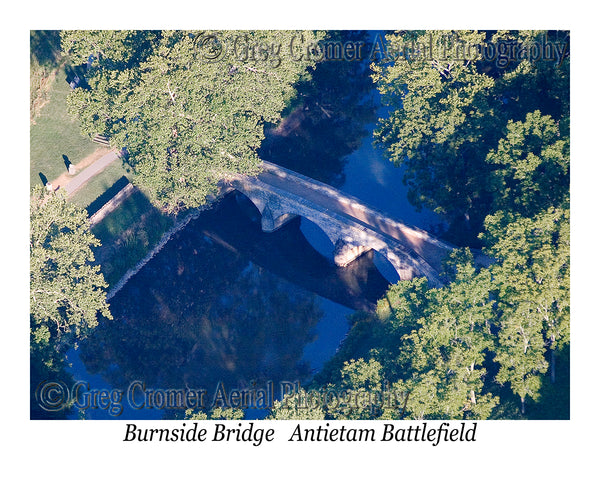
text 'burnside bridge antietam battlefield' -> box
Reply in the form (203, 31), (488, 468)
(223, 161), (489, 288)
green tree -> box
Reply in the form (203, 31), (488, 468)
(493, 302), (548, 415)
(185, 407), (245, 420)
(324, 358), (405, 420)
(372, 30), (569, 245)
(486, 110), (569, 217)
(61, 30), (324, 213)
(268, 388), (326, 420)
(483, 207), (569, 405)
(30, 186), (111, 418)
(30, 186), (111, 359)
(313, 30), (570, 419)
(311, 260), (500, 421)
(372, 30), (495, 244)
(393, 257), (498, 419)
(269, 359), (408, 420)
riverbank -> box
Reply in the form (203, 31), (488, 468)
(104, 193), (224, 300)
(92, 182), (231, 295)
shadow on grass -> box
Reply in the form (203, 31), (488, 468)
(86, 175), (130, 216)
(62, 154), (71, 171)
(91, 189), (174, 287)
(30, 30), (62, 68)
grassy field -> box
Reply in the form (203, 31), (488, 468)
(30, 32), (177, 290)
(29, 31), (177, 301)
(69, 160), (134, 212)
(30, 67), (98, 188)
(92, 189), (175, 287)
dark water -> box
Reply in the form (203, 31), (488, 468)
(67, 194), (388, 419)
(66, 31), (441, 420)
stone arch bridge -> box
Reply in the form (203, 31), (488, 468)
(220, 161), (460, 287)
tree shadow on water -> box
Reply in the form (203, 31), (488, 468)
(259, 31), (378, 187)
(79, 221), (324, 410)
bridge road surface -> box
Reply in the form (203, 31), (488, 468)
(253, 163), (458, 273)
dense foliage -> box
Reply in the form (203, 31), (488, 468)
(30, 186), (111, 356)
(372, 30), (569, 246)
(61, 30), (324, 213)
(270, 30), (570, 420)
(30, 186), (111, 418)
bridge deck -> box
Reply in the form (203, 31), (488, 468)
(255, 162), (456, 273)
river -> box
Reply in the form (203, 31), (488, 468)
(66, 31), (441, 420)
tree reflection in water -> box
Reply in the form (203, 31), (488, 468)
(259, 31), (377, 187)
(79, 218), (323, 411)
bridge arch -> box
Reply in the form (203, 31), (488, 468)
(231, 190), (262, 223)
(298, 217), (336, 262)
(334, 241), (404, 284)
(372, 250), (401, 284)
(223, 165), (454, 288)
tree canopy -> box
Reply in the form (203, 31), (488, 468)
(373, 30), (569, 245)
(304, 30), (570, 420)
(30, 186), (111, 359)
(61, 30), (324, 213)
(30, 186), (112, 418)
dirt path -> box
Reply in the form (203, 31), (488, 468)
(49, 147), (113, 190)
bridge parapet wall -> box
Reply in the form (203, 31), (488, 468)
(228, 172), (443, 287)
(260, 161), (456, 271)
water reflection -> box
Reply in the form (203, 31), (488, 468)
(65, 30), (414, 420)
(80, 222), (320, 415)
(212, 194), (390, 311)
(259, 30), (377, 187)
(76, 194), (390, 419)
